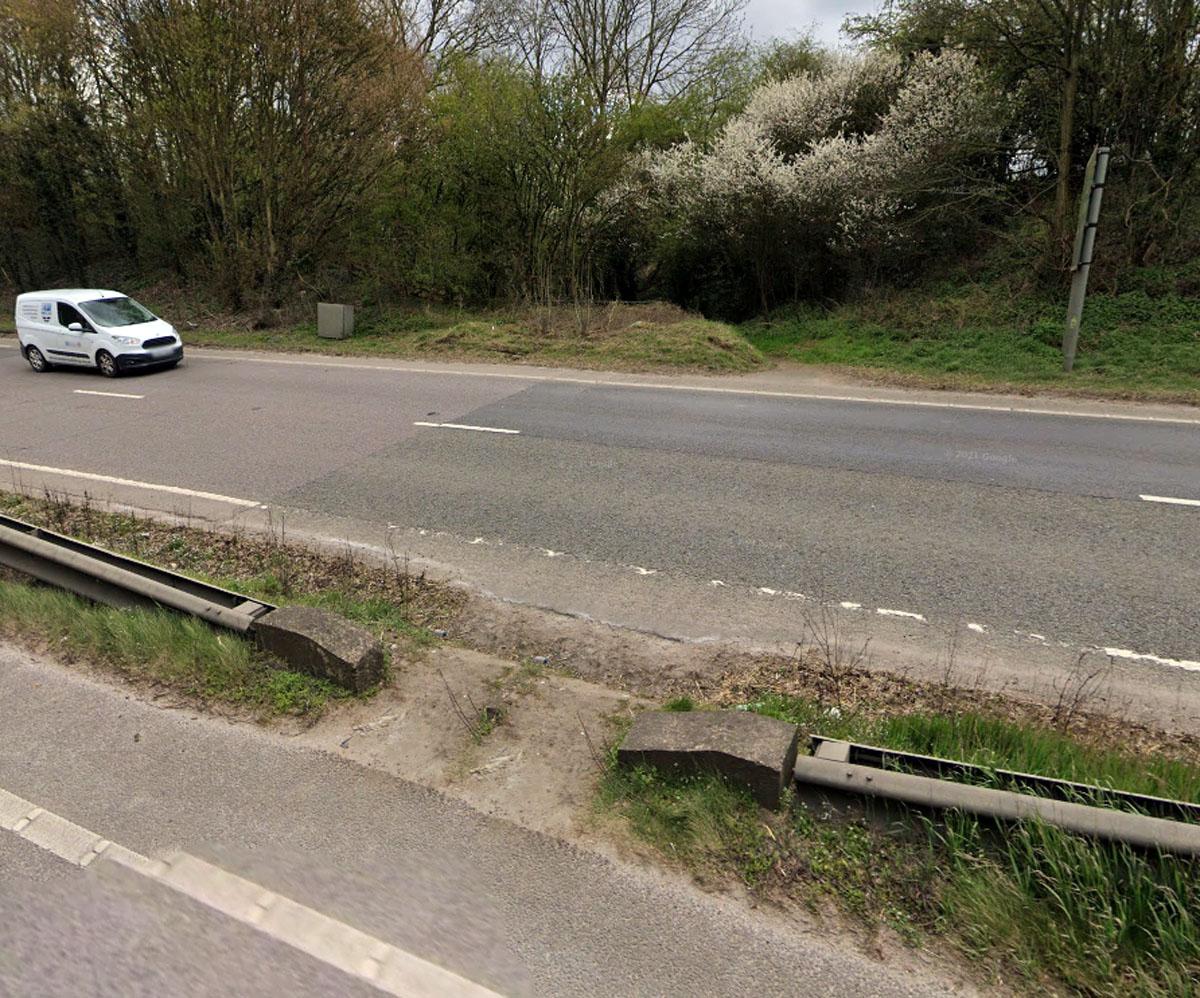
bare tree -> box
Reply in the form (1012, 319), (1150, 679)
(497, 0), (748, 110)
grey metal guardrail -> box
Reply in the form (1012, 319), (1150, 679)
(0, 513), (274, 634)
(798, 737), (1200, 857)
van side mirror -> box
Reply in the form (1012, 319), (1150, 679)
(67, 322), (83, 332)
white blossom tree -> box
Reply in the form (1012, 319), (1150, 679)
(643, 50), (1003, 309)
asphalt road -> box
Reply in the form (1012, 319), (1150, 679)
(1, 343), (1198, 669)
(0, 644), (951, 997)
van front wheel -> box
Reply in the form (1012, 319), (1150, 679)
(96, 350), (118, 378)
(26, 346), (51, 373)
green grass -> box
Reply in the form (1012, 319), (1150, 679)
(601, 694), (1200, 995)
(742, 287), (1200, 403)
(0, 580), (344, 716)
(180, 304), (764, 373)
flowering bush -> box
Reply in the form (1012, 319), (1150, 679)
(643, 50), (1003, 311)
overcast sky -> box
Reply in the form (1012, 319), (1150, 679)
(744, 0), (876, 47)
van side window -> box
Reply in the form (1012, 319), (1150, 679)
(57, 303), (88, 329)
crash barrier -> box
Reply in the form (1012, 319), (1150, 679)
(0, 513), (383, 691)
(616, 710), (1200, 857)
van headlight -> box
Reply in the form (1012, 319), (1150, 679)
(112, 335), (140, 346)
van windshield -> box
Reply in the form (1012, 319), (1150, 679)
(79, 296), (156, 327)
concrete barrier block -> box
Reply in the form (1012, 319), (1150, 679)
(617, 710), (800, 808)
(317, 302), (354, 339)
(253, 606), (383, 693)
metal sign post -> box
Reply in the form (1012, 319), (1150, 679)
(1062, 145), (1110, 372)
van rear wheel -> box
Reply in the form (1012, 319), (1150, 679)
(96, 350), (118, 378)
(26, 346), (51, 373)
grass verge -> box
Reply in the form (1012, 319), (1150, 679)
(601, 694), (1200, 996)
(176, 301), (764, 373)
(742, 286), (1200, 404)
(0, 489), (463, 717)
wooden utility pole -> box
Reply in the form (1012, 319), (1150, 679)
(1062, 145), (1109, 373)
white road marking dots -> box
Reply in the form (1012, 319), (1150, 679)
(0, 459), (262, 509)
(73, 389), (144, 400)
(1140, 494), (1200, 508)
(1, 789), (499, 996)
(1102, 647), (1200, 673)
(195, 350), (1200, 426)
(876, 608), (927, 622)
(412, 421), (520, 435)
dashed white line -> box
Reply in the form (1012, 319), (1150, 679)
(757, 587), (780, 596)
(967, 622), (987, 634)
(0, 458), (262, 508)
(709, 579), (727, 587)
(839, 601), (862, 610)
(630, 566), (658, 576)
(540, 548), (563, 557)
(73, 389), (144, 399)
(1103, 647), (1200, 673)
(1140, 494), (1200, 508)
(412, 421), (520, 435)
(876, 608), (927, 622)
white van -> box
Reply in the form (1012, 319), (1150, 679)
(15, 289), (183, 377)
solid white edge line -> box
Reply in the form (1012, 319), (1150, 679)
(179, 349), (1200, 426)
(72, 389), (144, 400)
(412, 421), (520, 435)
(1140, 494), (1200, 508)
(0, 458), (262, 508)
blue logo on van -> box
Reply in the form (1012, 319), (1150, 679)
(40, 303), (52, 322)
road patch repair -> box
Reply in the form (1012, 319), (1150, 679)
(0, 512), (384, 692)
(616, 709), (1200, 857)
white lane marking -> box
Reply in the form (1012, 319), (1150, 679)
(412, 421), (520, 435)
(1140, 494), (1200, 508)
(73, 389), (144, 400)
(187, 350), (1200, 426)
(631, 566), (658, 576)
(967, 622), (987, 633)
(757, 587), (780, 595)
(876, 608), (927, 622)
(840, 601), (862, 610)
(541, 548), (563, 557)
(1103, 647), (1200, 672)
(709, 579), (726, 587)
(0, 788), (499, 997)
(0, 458), (262, 508)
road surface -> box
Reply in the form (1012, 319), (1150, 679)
(0, 643), (952, 997)
(2, 342), (1198, 710)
